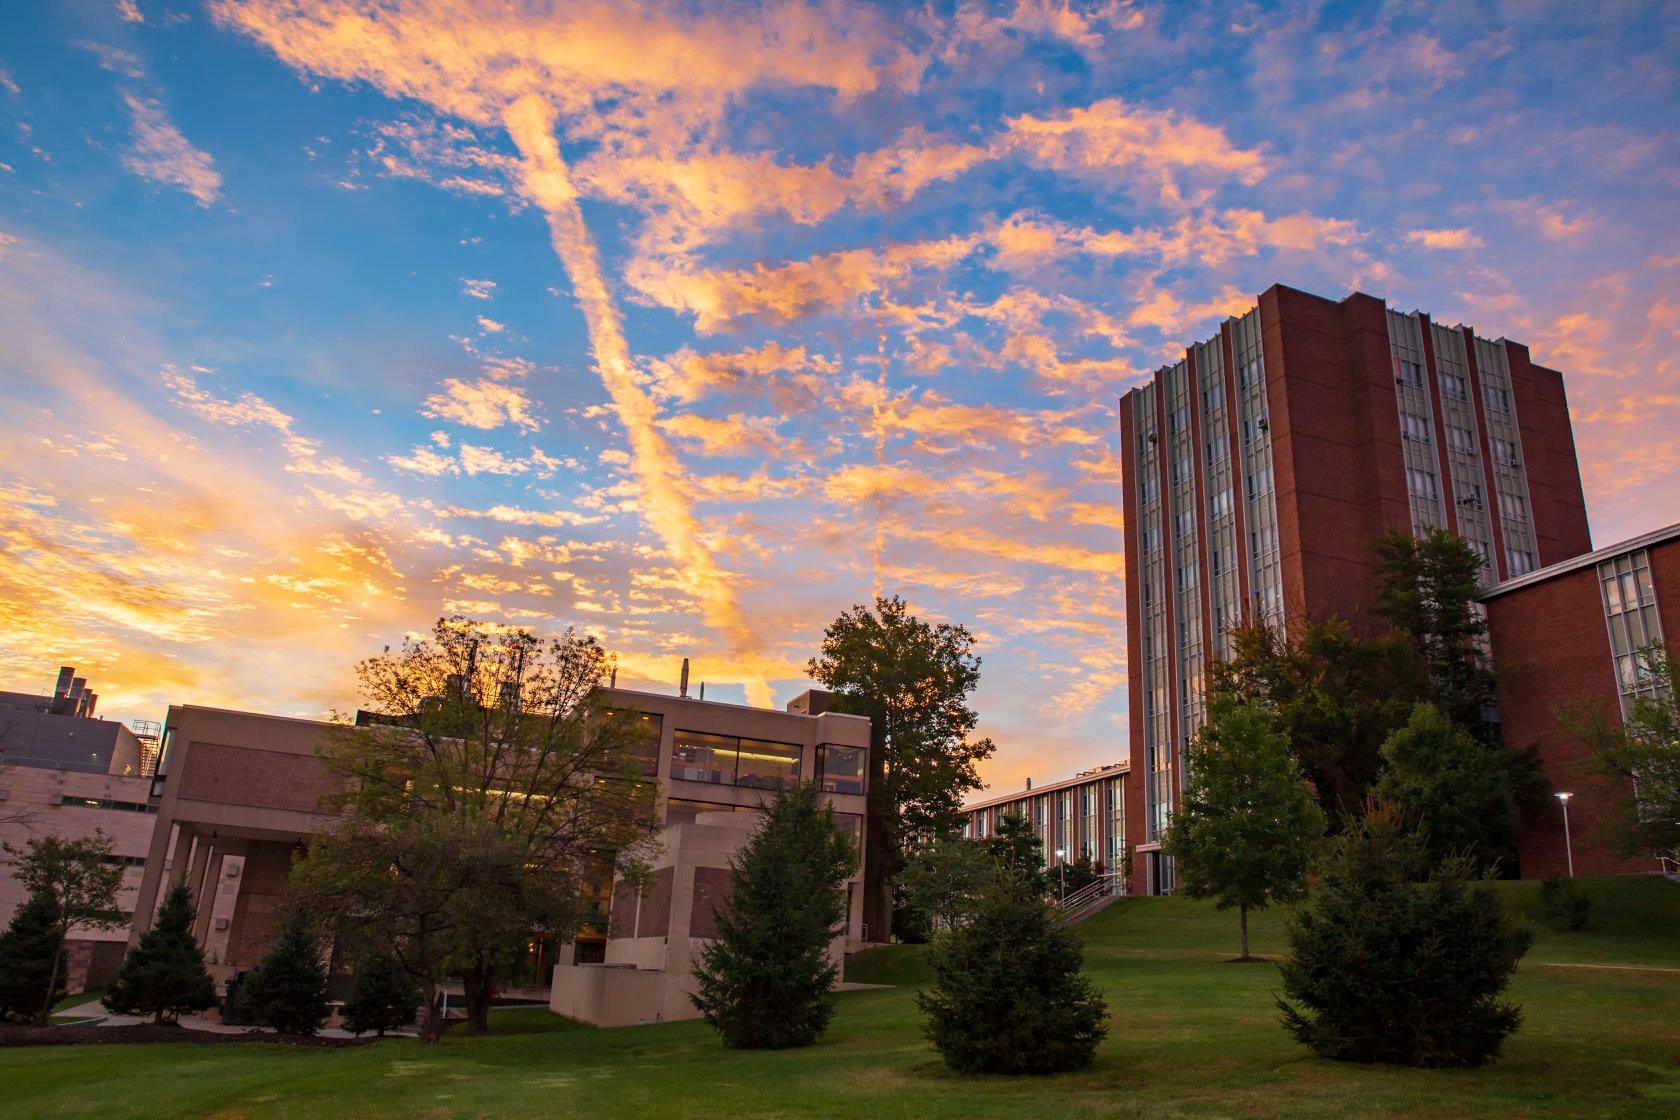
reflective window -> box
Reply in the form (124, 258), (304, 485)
(664, 798), (759, 827)
(817, 744), (865, 795)
(734, 738), (802, 791)
(670, 731), (737, 785)
(615, 710), (663, 778)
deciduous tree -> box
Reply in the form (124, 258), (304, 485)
(1162, 699), (1325, 960)
(895, 837), (991, 940)
(3, 832), (124, 1022)
(1212, 618), (1425, 821)
(291, 618), (660, 1040)
(1560, 643), (1680, 862)
(809, 596), (996, 940)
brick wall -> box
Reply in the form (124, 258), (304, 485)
(175, 742), (336, 813)
(1487, 556), (1663, 877)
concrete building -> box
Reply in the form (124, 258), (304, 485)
(960, 763), (1129, 881)
(551, 686), (870, 1026)
(1118, 283), (1592, 894)
(1482, 522), (1680, 878)
(124, 684), (868, 1023)
(127, 705), (339, 984)
(0, 668), (241, 991)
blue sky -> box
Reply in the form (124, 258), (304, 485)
(2, 0), (1676, 795)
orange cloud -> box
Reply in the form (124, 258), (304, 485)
(120, 94), (223, 205)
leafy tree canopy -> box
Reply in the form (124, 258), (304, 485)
(1163, 698), (1326, 959)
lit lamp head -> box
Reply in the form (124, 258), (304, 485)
(1054, 848), (1066, 861)
(1556, 791), (1573, 803)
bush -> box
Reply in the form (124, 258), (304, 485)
(238, 915), (330, 1035)
(918, 869), (1108, 1074)
(691, 780), (857, 1048)
(1540, 875), (1592, 932)
(103, 883), (217, 1024)
(342, 953), (421, 1036)
(0, 891), (67, 1023)
(1374, 703), (1517, 871)
(1278, 804), (1530, 1067)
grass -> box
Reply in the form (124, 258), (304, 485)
(1, 875), (1676, 1120)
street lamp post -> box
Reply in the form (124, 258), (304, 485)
(1556, 791), (1575, 878)
(1054, 848), (1066, 899)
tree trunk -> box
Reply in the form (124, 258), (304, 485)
(37, 928), (66, 1024)
(420, 981), (444, 1043)
(461, 963), (497, 1034)
(1239, 901), (1250, 961)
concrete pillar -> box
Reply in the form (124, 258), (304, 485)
(129, 822), (189, 947)
(192, 848), (224, 946)
(185, 834), (214, 924)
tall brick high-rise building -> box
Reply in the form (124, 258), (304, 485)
(1118, 283), (1593, 895)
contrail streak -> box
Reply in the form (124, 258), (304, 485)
(503, 95), (770, 707)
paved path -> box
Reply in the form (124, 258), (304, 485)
(1527, 960), (1680, 974)
(54, 1004), (418, 1038)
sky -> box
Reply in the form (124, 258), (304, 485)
(1, 1), (1676, 797)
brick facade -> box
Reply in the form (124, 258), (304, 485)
(1485, 529), (1679, 877)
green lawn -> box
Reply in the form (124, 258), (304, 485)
(3, 875), (1676, 1120)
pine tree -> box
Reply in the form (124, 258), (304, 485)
(239, 914), (330, 1035)
(341, 953), (420, 1036)
(691, 780), (857, 1049)
(0, 891), (67, 1023)
(984, 811), (1050, 895)
(104, 883), (217, 1023)
(918, 868), (1108, 1074)
(1163, 698), (1326, 960)
(1375, 702), (1517, 871)
(1277, 803), (1531, 1067)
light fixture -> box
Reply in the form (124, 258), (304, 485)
(1555, 792), (1575, 878)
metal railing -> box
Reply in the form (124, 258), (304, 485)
(1054, 871), (1126, 921)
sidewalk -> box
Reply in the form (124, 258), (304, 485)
(54, 1000), (418, 1039)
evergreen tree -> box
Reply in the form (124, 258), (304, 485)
(0, 891), (67, 1023)
(342, 952), (421, 1036)
(1375, 703), (1517, 871)
(1164, 698), (1327, 960)
(918, 869), (1108, 1074)
(104, 883), (217, 1023)
(984, 811), (1050, 895)
(691, 781), (857, 1049)
(1372, 530), (1497, 734)
(1278, 803), (1531, 1067)
(239, 914), (330, 1035)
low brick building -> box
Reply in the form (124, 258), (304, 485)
(1483, 521), (1679, 878)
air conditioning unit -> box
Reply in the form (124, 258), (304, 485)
(214, 917), (230, 931)
(226, 864), (240, 877)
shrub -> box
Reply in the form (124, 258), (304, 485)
(0, 891), (67, 1023)
(1278, 804), (1531, 1067)
(238, 914), (330, 1035)
(103, 883), (217, 1024)
(342, 953), (421, 1036)
(1540, 875), (1592, 932)
(1375, 703), (1517, 871)
(918, 869), (1108, 1074)
(691, 780), (857, 1048)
